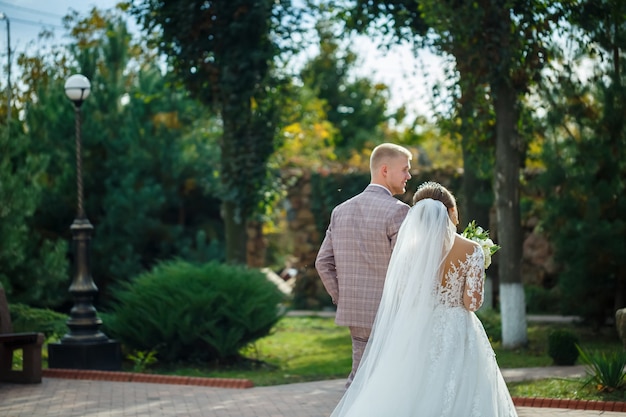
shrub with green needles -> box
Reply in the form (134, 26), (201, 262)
(103, 260), (286, 364)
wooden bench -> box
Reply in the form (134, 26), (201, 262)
(0, 288), (45, 383)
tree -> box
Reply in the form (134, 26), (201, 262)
(418, 0), (562, 347)
(0, 21), (74, 307)
(274, 82), (339, 170)
(14, 8), (224, 305)
(0, 125), (69, 307)
(68, 10), (225, 294)
(300, 20), (395, 158)
(537, 0), (626, 327)
(341, 0), (560, 347)
(130, 0), (296, 264)
(340, 0), (494, 266)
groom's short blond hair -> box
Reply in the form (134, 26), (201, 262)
(370, 143), (412, 174)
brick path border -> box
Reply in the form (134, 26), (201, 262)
(42, 369), (626, 411)
(512, 397), (626, 412)
(43, 368), (253, 389)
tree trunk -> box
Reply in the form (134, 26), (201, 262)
(222, 200), (248, 264)
(460, 148), (491, 231)
(493, 80), (527, 348)
(220, 98), (251, 265)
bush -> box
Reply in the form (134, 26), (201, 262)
(9, 303), (68, 339)
(548, 329), (579, 365)
(103, 260), (285, 364)
(577, 345), (626, 391)
(476, 308), (502, 343)
(525, 285), (560, 314)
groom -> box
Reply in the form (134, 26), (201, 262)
(315, 143), (412, 388)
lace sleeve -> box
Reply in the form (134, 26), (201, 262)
(463, 246), (485, 311)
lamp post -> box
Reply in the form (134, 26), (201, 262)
(48, 74), (121, 371)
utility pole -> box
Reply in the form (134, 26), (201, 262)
(0, 12), (10, 130)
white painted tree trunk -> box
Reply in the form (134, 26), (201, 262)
(500, 282), (527, 348)
(493, 72), (527, 348)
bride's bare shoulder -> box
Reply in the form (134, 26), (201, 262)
(450, 234), (480, 256)
(443, 235), (480, 277)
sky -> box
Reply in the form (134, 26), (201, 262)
(0, 0), (448, 120)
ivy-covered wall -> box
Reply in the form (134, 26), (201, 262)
(272, 168), (557, 310)
(283, 168), (464, 308)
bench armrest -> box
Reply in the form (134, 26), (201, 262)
(0, 332), (44, 346)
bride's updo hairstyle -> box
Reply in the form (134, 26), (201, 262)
(412, 181), (456, 210)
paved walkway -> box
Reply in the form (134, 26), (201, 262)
(2, 313), (622, 416)
(1, 366), (625, 417)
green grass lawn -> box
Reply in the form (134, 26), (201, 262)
(153, 316), (353, 386)
(145, 315), (624, 401)
(508, 378), (626, 402)
(492, 321), (620, 368)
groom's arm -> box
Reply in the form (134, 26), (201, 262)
(388, 202), (410, 249)
(315, 229), (339, 304)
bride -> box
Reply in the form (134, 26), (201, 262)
(329, 182), (518, 417)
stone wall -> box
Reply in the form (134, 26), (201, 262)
(282, 171), (327, 307)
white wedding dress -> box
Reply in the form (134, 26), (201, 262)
(330, 199), (518, 417)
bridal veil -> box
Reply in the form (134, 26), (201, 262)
(330, 198), (456, 416)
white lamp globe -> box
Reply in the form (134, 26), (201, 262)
(64, 74), (91, 102)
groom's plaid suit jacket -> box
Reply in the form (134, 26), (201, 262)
(315, 184), (410, 329)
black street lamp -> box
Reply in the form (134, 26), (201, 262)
(48, 74), (121, 371)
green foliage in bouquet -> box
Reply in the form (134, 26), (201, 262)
(103, 260), (286, 363)
(462, 220), (500, 270)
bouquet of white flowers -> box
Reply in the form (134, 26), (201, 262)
(461, 221), (501, 269)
